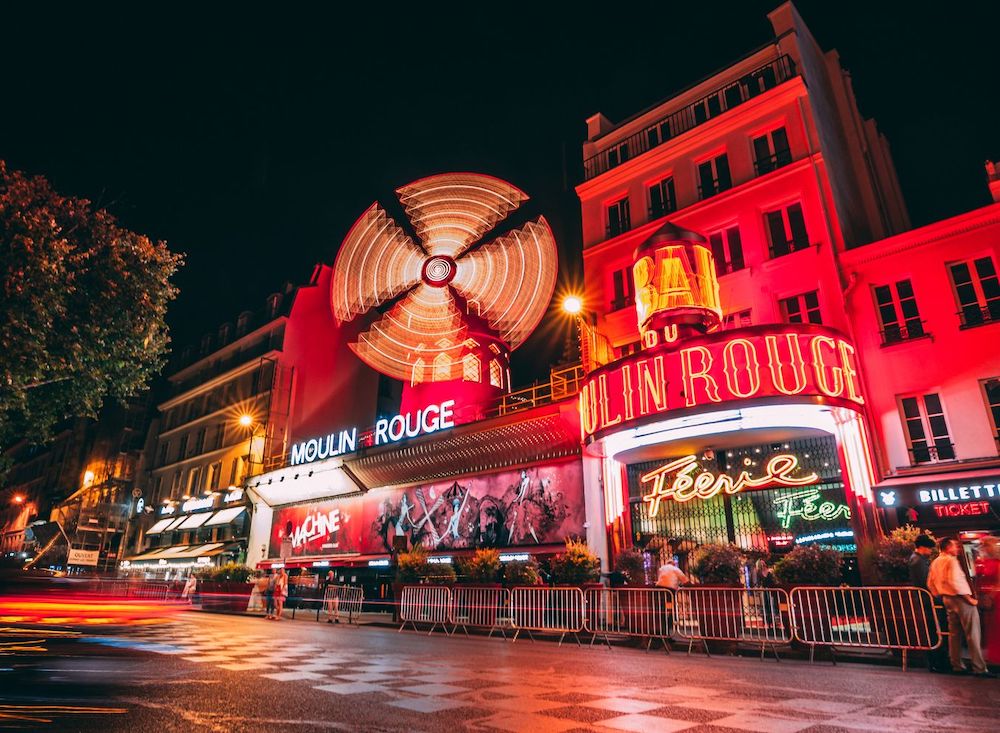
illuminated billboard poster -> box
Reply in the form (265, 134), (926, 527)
(579, 324), (864, 442)
(268, 461), (584, 558)
(876, 477), (1000, 524)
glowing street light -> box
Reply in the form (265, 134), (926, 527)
(238, 414), (253, 428)
(561, 294), (583, 316)
(12, 495), (24, 505)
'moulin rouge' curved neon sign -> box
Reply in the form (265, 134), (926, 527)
(641, 453), (819, 517)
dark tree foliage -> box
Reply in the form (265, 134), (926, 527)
(0, 161), (182, 449)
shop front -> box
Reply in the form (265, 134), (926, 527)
(578, 224), (878, 578)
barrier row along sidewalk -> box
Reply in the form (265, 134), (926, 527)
(398, 584), (943, 669)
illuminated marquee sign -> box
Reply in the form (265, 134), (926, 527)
(875, 479), (1000, 509)
(933, 502), (990, 518)
(773, 488), (851, 528)
(289, 400), (456, 467)
(641, 453), (819, 517)
(580, 325), (864, 442)
(285, 507), (342, 550)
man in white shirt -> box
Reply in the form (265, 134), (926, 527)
(656, 559), (688, 590)
(927, 538), (993, 677)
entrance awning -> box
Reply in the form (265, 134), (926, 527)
(204, 506), (246, 526)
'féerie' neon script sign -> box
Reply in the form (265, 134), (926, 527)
(773, 488), (850, 528)
(641, 454), (819, 517)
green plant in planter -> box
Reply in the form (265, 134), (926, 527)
(872, 524), (937, 584)
(457, 548), (501, 584)
(503, 559), (540, 586)
(613, 548), (649, 585)
(396, 546), (430, 583)
(689, 543), (743, 585)
(773, 545), (843, 586)
(425, 562), (457, 584)
(549, 539), (600, 585)
(195, 562), (253, 583)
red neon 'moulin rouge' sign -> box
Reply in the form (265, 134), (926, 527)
(579, 323), (864, 442)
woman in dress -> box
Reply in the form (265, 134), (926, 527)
(272, 568), (289, 620)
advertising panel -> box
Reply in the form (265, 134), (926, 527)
(268, 461), (584, 559)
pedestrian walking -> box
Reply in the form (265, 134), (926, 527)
(927, 537), (995, 677)
(322, 570), (341, 624)
(272, 568), (289, 620)
(265, 571), (277, 620)
(975, 536), (1000, 665)
(247, 572), (266, 614)
(180, 575), (197, 604)
(909, 533), (948, 673)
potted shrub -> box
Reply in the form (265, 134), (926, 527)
(549, 539), (600, 586)
(503, 558), (540, 586)
(425, 562), (457, 585)
(396, 546), (430, 583)
(613, 548), (649, 586)
(194, 562), (254, 612)
(872, 524), (937, 584)
(773, 545), (843, 586)
(457, 548), (501, 585)
(689, 543), (742, 585)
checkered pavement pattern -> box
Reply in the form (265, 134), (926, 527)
(90, 619), (997, 733)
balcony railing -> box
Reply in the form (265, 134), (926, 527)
(753, 148), (793, 176)
(909, 442), (955, 465)
(606, 219), (632, 239)
(768, 239), (812, 259)
(958, 302), (1000, 329)
(584, 55), (797, 180)
(697, 177), (732, 200)
(880, 321), (927, 346)
(648, 201), (676, 220)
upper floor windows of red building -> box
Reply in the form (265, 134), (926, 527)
(874, 280), (926, 346)
(606, 197), (631, 238)
(765, 202), (811, 258)
(780, 290), (821, 325)
(949, 255), (1000, 328)
(900, 393), (955, 465)
(697, 153), (732, 200)
(981, 378), (1000, 446)
(752, 127), (792, 176)
(610, 267), (636, 312)
(709, 226), (745, 276)
(648, 177), (676, 220)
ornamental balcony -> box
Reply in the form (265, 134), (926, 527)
(908, 442), (955, 465)
(583, 55), (797, 181)
(879, 321), (927, 346)
(958, 302), (1000, 329)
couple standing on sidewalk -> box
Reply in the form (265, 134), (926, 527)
(911, 535), (997, 678)
(264, 568), (288, 620)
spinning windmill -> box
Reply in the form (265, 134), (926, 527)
(331, 173), (558, 403)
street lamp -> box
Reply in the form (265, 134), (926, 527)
(12, 495), (24, 505)
(561, 294), (583, 316)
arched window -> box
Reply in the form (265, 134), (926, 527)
(462, 354), (481, 382)
(489, 359), (503, 388)
(433, 353), (451, 381)
(411, 358), (425, 387)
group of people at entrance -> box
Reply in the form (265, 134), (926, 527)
(909, 535), (999, 677)
(246, 568), (344, 623)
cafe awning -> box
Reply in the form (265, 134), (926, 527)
(203, 506), (246, 526)
(126, 542), (227, 563)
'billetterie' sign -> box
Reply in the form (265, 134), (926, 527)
(580, 324), (864, 442)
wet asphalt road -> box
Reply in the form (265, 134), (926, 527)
(1, 611), (998, 732)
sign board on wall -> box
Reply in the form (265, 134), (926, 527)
(579, 324), (864, 442)
(268, 461), (584, 559)
(876, 476), (1000, 525)
(68, 548), (100, 566)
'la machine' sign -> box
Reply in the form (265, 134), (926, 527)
(289, 399), (456, 467)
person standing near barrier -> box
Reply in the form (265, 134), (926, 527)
(323, 570), (341, 624)
(180, 575), (197, 604)
(655, 558), (687, 590)
(928, 538), (995, 677)
(264, 571), (277, 620)
(272, 568), (289, 620)
(909, 534), (949, 673)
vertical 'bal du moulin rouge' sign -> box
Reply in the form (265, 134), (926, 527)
(579, 223), (865, 442)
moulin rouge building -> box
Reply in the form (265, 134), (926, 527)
(120, 2), (1000, 586)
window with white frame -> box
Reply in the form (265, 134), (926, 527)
(647, 177), (676, 219)
(610, 267), (635, 312)
(697, 153), (732, 199)
(948, 255), (1000, 327)
(606, 197), (631, 238)
(765, 202), (810, 257)
(708, 226), (745, 275)
(982, 378), (1000, 448)
(779, 291), (821, 325)
(899, 393), (955, 464)
(752, 126), (791, 175)
(873, 279), (924, 344)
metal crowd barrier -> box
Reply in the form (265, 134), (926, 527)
(449, 586), (511, 638)
(94, 579), (174, 600)
(584, 587), (674, 651)
(789, 586), (941, 670)
(398, 585), (452, 635)
(674, 587), (792, 659)
(510, 586), (585, 645)
(322, 584), (364, 624)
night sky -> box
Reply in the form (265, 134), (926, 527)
(3, 2), (998, 386)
